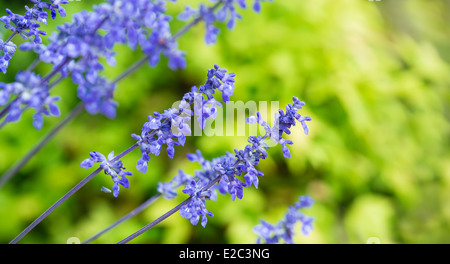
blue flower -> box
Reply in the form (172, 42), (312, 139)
(294, 194), (314, 209)
(0, 0), (69, 73)
(166, 97), (311, 230)
(177, 0), (272, 45)
(76, 76), (118, 119)
(247, 97), (312, 157)
(253, 195), (315, 244)
(0, 55), (10, 74)
(218, 174), (244, 201)
(157, 169), (194, 199)
(180, 179), (216, 227)
(253, 220), (278, 244)
(0, 71), (61, 129)
(132, 65), (237, 173)
(80, 151), (132, 198)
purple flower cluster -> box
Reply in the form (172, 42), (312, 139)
(3, 0), (179, 128)
(178, 0), (272, 45)
(78, 64), (235, 197)
(0, 71), (60, 129)
(247, 97), (312, 158)
(21, 9), (122, 119)
(80, 151), (132, 198)
(157, 169), (194, 199)
(0, 39), (16, 74)
(76, 76), (118, 119)
(253, 195), (315, 244)
(131, 64), (236, 173)
(2, 0), (199, 129)
(179, 179), (217, 227)
(0, 0), (69, 73)
(158, 97), (311, 228)
(1, 0), (268, 130)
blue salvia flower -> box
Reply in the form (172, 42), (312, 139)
(253, 195), (315, 244)
(131, 64), (236, 173)
(80, 151), (132, 198)
(157, 169), (194, 199)
(0, 39), (16, 73)
(172, 97), (311, 227)
(2, 0), (252, 128)
(76, 76), (118, 119)
(247, 97), (312, 158)
(0, 0), (69, 73)
(0, 71), (61, 129)
(178, 0), (273, 45)
(14, 0), (182, 126)
(179, 178), (217, 227)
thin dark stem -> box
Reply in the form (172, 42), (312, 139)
(0, 98), (16, 121)
(39, 57), (71, 86)
(4, 31), (18, 44)
(9, 167), (102, 244)
(112, 55), (150, 84)
(117, 196), (192, 244)
(27, 57), (41, 72)
(9, 143), (140, 244)
(117, 176), (221, 244)
(82, 193), (162, 244)
(0, 103), (85, 189)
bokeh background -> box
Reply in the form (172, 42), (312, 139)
(0, 0), (449, 244)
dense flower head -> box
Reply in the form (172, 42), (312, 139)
(174, 97), (311, 228)
(0, 39), (16, 74)
(247, 96), (312, 158)
(16, 0), (170, 123)
(94, 0), (186, 70)
(0, 71), (60, 129)
(179, 179), (216, 227)
(14, 0), (184, 125)
(76, 75), (118, 119)
(131, 64), (236, 173)
(2, 0), (266, 128)
(178, 0), (273, 45)
(0, 0), (69, 73)
(80, 151), (132, 197)
(253, 195), (315, 244)
(157, 169), (194, 199)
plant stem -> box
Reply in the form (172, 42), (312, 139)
(9, 143), (140, 244)
(9, 167), (103, 244)
(82, 193), (162, 244)
(117, 196), (192, 244)
(0, 103), (85, 189)
(4, 31), (18, 44)
(117, 176), (221, 244)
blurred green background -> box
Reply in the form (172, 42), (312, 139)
(0, 0), (449, 244)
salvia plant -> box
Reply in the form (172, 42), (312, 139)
(1, 0), (315, 244)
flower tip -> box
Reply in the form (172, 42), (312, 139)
(80, 158), (94, 169)
(282, 144), (291, 159)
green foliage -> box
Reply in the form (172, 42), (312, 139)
(0, 0), (449, 243)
